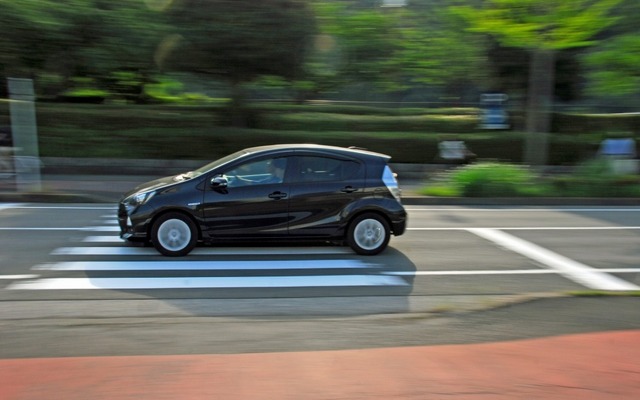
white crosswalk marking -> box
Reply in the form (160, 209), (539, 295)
(8, 275), (406, 290)
(52, 246), (352, 256)
(9, 228), (400, 291)
(34, 260), (376, 271)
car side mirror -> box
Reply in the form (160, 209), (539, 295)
(210, 175), (228, 189)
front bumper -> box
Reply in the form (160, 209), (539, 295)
(118, 202), (149, 240)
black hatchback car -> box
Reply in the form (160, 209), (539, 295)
(118, 144), (407, 256)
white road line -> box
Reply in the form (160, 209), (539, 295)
(0, 275), (39, 280)
(467, 228), (640, 291)
(34, 260), (375, 271)
(0, 226), (121, 232)
(406, 207), (640, 212)
(0, 205), (114, 210)
(408, 227), (640, 231)
(391, 268), (640, 276)
(82, 226), (120, 232)
(7, 275), (407, 290)
(0, 203), (25, 211)
(52, 246), (352, 256)
(83, 236), (122, 243)
(2, 226), (638, 232)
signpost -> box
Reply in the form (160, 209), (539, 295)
(7, 78), (41, 192)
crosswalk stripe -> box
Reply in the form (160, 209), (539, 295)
(82, 226), (120, 232)
(83, 236), (123, 243)
(34, 260), (375, 271)
(7, 275), (407, 290)
(51, 246), (352, 256)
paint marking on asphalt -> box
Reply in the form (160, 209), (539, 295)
(0, 205), (114, 210)
(83, 236), (123, 243)
(467, 228), (640, 291)
(390, 268), (640, 276)
(0, 226), (121, 232)
(2, 226), (638, 232)
(51, 246), (352, 256)
(34, 259), (376, 271)
(0, 203), (25, 211)
(7, 275), (407, 290)
(406, 207), (640, 212)
(408, 227), (640, 231)
(0, 275), (39, 280)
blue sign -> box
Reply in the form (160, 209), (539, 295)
(480, 93), (509, 129)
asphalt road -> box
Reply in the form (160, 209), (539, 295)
(0, 203), (639, 359)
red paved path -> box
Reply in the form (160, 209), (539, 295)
(2, 329), (639, 400)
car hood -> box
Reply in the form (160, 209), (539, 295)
(121, 175), (183, 199)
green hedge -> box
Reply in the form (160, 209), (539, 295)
(257, 112), (480, 133)
(552, 112), (640, 134)
(7, 103), (629, 164)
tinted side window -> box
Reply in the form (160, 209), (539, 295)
(294, 156), (362, 183)
(223, 157), (288, 187)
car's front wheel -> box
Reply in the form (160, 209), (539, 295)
(347, 213), (390, 255)
(151, 212), (198, 256)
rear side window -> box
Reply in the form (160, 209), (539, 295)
(293, 156), (362, 183)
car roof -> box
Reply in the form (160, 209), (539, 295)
(242, 144), (391, 161)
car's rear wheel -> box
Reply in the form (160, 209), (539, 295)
(347, 213), (390, 255)
(151, 212), (197, 256)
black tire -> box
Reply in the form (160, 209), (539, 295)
(347, 213), (390, 255)
(151, 212), (198, 257)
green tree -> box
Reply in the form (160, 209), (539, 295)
(586, 34), (640, 99)
(303, 0), (404, 101)
(0, 0), (170, 102)
(584, 1), (640, 101)
(0, 0), (68, 95)
(392, 1), (487, 98)
(166, 0), (317, 125)
(310, 1), (486, 101)
(454, 0), (624, 165)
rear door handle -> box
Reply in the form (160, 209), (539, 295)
(268, 191), (288, 200)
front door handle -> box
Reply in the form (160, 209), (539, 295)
(268, 191), (288, 200)
(341, 186), (357, 193)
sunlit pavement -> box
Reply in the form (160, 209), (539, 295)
(2, 329), (638, 400)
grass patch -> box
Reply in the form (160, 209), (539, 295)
(568, 291), (640, 297)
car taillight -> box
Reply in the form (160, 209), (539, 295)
(382, 165), (402, 201)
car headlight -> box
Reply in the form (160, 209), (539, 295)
(124, 191), (156, 214)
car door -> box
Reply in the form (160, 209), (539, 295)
(201, 156), (291, 239)
(287, 154), (365, 237)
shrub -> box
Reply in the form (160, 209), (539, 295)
(453, 162), (542, 197)
(551, 159), (640, 197)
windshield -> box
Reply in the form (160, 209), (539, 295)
(186, 149), (250, 178)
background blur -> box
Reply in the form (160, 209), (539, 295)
(0, 0), (638, 166)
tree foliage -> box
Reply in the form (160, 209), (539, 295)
(167, 0), (316, 85)
(586, 34), (640, 97)
(452, 0), (624, 165)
